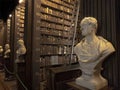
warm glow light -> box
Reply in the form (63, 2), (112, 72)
(9, 14), (12, 17)
(19, 0), (24, 3)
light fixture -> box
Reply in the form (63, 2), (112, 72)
(19, 0), (24, 4)
(9, 14), (12, 18)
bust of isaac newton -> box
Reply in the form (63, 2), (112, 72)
(74, 17), (115, 90)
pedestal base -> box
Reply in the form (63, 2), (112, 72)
(75, 76), (108, 90)
(66, 81), (111, 90)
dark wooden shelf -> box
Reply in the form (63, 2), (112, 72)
(40, 53), (72, 56)
(48, 0), (74, 9)
(41, 10), (72, 21)
(41, 18), (71, 27)
(40, 30), (72, 38)
(40, 26), (70, 32)
(41, 2), (73, 15)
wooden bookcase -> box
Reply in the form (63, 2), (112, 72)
(9, 0), (80, 90)
(14, 2), (26, 90)
(31, 0), (80, 89)
(6, 18), (11, 43)
(9, 1), (26, 90)
(14, 1), (25, 48)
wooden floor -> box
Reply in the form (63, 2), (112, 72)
(0, 71), (17, 90)
(0, 80), (5, 90)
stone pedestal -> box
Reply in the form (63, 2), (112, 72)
(66, 81), (110, 90)
(75, 65), (108, 90)
(76, 74), (107, 90)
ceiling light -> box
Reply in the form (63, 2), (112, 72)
(9, 14), (12, 17)
(19, 0), (24, 4)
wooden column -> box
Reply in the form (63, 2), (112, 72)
(24, 0), (32, 89)
(24, 0), (41, 89)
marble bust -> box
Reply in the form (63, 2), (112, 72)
(4, 44), (10, 58)
(0, 46), (3, 57)
(16, 39), (26, 63)
(0, 46), (3, 53)
(74, 17), (115, 90)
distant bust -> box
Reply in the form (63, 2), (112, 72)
(4, 44), (10, 58)
(0, 46), (3, 56)
(0, 46), (3, 52)
(16, 39), (26, 63)
(74, 17), (115, 90)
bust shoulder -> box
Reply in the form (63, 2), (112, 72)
(97, 36), (115, 54)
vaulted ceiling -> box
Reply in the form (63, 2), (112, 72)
(0, 0), (19, 22)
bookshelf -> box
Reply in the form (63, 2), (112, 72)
(31, 0), (79, 89)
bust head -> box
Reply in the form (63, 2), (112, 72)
(5, 44), (10, 50)
(80, 17), (97, 36)
(0, 46), (3, 49)
(0, 46), (3, 53)
(0, 46), (2, 48)
(17, 39), (24, 47)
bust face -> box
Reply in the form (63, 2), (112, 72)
(80, 17), (97, 36)
(0, 46), (2, 49)
(80, 24), (93, 36)
(5, 44), (10, 50)
(17, 39), (24, 47)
